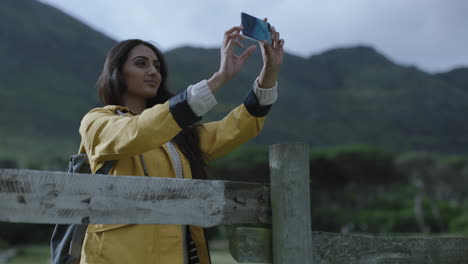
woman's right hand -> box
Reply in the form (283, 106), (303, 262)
(208, 26), (257, 94)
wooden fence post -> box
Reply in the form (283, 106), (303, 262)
(269, 142), (312, 263)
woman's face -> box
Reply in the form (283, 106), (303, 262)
(121, 44), (162, 100)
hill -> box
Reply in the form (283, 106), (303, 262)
(0, 0), (114, 164)
(1, 0), (468, 167)
(165, 46), (468, 154)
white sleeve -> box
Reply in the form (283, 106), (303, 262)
(253, 78), (278, 106)
(186, 80), (218, 117)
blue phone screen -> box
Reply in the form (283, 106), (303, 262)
(241, 13), (272, 44)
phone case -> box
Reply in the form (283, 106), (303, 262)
(241, 12), (272, 44)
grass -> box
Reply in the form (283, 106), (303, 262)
(7, 245), (49, 264)
(209, 240), (261, 264)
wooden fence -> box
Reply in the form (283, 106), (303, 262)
(2, 142), (468, 263)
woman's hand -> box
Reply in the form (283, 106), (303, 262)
(208, 26), (257, 94)
(258, 19), (284, 88)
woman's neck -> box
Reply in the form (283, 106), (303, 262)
(122, 94), (146, 114)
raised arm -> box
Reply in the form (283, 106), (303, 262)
(206, 26), (257, 94)
(80, 26), (257, 162)
(80, 100), (195, 162)
(198, 79), (277, 161)
(199, 20), (284, 161)
(258, 18), (284, 89)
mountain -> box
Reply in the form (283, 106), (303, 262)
(165, 46), (468, 154)
(1, 0), (468, 167)
(0, 0), (115, 163)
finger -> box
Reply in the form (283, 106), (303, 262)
(274, 31), (280, 48)
(239, 45), (257, 62)
(260, 40), (269, 47)
(224, 32), (244, 47)
(225, 34), (244, 47)
(226, 32), (245, 40)
(223, 26), (243, 46)
(224, 26), (243, 35)
(226, 39), (244, 50)
(260, 40), (273, 54)
(279, 39), (285, 48)
(270, 26), (277, 47)
(273, 39), (284, 52)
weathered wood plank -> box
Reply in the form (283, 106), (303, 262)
(313, 232), (468, 264)
(0, 169), (270, 227)
(230, 228), (468, 264)
(221, 181), (271, 225)
(269, 143), (312, 263)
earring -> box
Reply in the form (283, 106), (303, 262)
(111, 69), (118, 88)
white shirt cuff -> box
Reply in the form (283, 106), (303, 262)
(253, 78), (278, 106)
(187, 80), (218, 117)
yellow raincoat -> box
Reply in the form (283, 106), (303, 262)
(78, 100), (267, 264)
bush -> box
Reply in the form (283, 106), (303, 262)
(449, 213), (468, 234)
(310, 144), (399, 185)
(0, 223), (54, 245)
(207, 145), (269, 182)
(209, 145), (268, 170)
(0, 158), (19, 168)
(311, 183), (465, 234)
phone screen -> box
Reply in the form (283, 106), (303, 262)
(241, 12), (272, 44)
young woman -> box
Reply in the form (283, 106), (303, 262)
(78, 24), (283, 264)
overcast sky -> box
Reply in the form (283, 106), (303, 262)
(38, 0), (468, 73)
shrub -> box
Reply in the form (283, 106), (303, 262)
(310, 144), (398, 185)
(0, 158), (19, 168)
(0, 223), (54, 245)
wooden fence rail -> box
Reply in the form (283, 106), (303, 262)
(230, 228), (468, 263)
(0, 169), (270, 227)
(2, 142), (468, 264)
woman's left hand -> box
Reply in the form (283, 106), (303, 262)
(258, 19), (284, 88)
(208, 26), (257, 94)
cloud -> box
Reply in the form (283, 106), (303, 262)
(38, 0), (468, 72)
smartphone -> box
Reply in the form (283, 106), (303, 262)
(241, 12), (272, 44)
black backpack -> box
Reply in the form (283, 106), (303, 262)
(50, 154), (116, 264)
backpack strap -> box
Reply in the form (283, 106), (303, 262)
(164, 141), (183, 179)
(67, 109), (127, 261)
(69, 224), (88, 260)
(67, 159), (116, 260)
(55, 108), (150, 263)
(96, 160), (117, 175)
(140, 154), (149, 177)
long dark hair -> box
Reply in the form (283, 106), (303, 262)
(97, 39), (207, 179)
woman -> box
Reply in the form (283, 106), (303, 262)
(78, 24), (283, 264)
